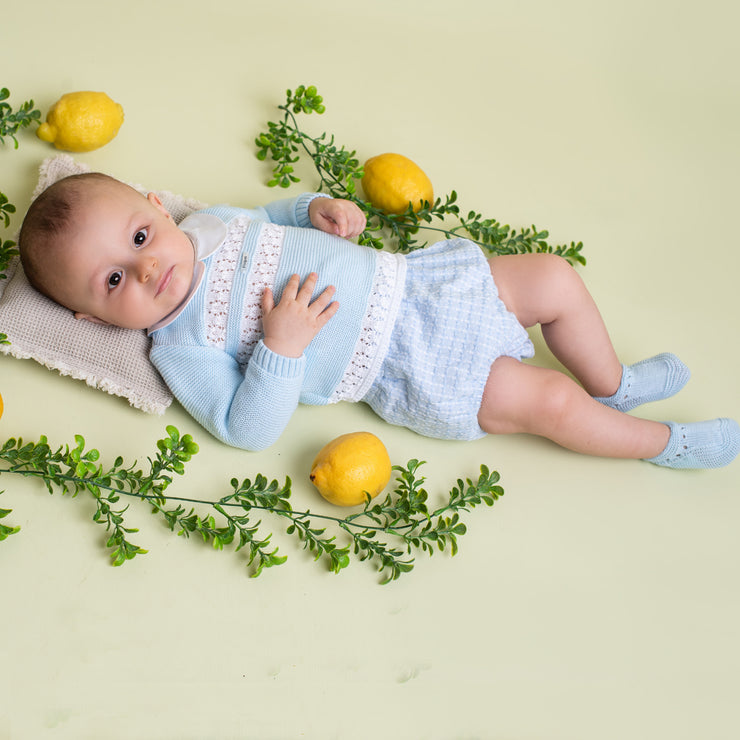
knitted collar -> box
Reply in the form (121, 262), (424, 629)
(147, 212), (228, 334)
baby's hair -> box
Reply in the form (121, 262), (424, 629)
(18, 172), (121, 299)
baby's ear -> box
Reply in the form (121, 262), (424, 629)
(147, 192), (175, 222)
(74, 312), (110, 326)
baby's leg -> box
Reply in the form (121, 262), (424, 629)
(479, 357), (740, 466)
(490, 253), (621, 396)
(489, 253), (688, 405)
(478, 254), (738, 466)
(478, 356), (670, 458)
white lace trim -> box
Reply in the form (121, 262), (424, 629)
(204, 217), (403, 396)
(329, 251), (407, 403)
(204, 216), (250, 349)
(236, 222), (285, 367)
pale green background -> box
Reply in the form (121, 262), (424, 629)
(1, 1), (739, 738)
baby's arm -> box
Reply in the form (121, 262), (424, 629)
(258, 192), (365, 237)
(150, 341), (305, 451)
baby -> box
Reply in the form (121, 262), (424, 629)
(18, 172), (740, 467)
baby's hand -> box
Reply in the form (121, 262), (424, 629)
(262, 273), (338, 358)
(309, 197), (367, 238)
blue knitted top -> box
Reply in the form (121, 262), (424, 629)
(149, 194), (406, 450)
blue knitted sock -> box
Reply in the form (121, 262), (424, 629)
(645, 418), (740, 469)
(594, 353), (690, 412)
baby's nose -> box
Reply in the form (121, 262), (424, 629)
(137, 256), (158, 282)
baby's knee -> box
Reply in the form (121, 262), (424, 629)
(537, 371), (576, 422)
(540, 252), (580, 287)
(479, 360), (572, 435)
(515, 369), (576, 433)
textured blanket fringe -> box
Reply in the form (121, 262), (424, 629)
(0, 342), (170, 415)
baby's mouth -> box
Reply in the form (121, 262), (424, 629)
(156, 266), (174, 297)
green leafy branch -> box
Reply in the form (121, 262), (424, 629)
(1, 213), (16, 342)
(0, 426), (198, 565)
(1, 85), (41, 344)
(142, 458), (503, 582)
(256, 85), (585, 265)
(0, 87), (41, 149)
(1, 189), (19, 283)
(339, 460), (502, 581)
(0, 198), (15, 344)
(0, 427), (504, 582)
(1, 151), (21, 326)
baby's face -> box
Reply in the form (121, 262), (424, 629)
(49, 182), (196, 330)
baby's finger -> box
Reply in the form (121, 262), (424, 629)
(310, 284), (337, 314)
(315, 297), (340, 326)
(262, 286), (275, 314)
(296, 272), (319, 302)
(331, 211), (348, 237)
(352, 210), (368, 236)
(280, 273), (302, 300)
(339, 206), (365, 238)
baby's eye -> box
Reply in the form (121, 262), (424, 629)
(133, 228), (148, 247)
(108, 271), (123, 289)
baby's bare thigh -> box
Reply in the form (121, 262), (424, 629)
(478, 355), (570, 434)
(488, 253), (577, 327)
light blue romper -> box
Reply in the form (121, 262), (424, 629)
(362, 239), (535, 441)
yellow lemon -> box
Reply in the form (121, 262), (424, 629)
(37, 91), (124, 152)
(309, 432), (392, 507)
(0, 391), (3, 419)
(361, 152), (434, 215)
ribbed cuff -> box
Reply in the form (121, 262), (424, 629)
(294, 192), (332, 228)
(250, 339), (305, 378)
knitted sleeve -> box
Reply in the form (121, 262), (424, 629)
(255, 192), (331, 228)
(150, 339), (305, 451)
